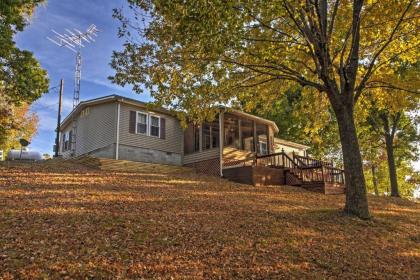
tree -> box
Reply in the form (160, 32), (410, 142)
(359, 61), (419, 197)
(111, 1), (419, 219)
(0, 0), (49, 146)
(0, 102), (39, 153)
(253, 87), (342, 162)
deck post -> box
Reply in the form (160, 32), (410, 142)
(238, 119), (242, 149)
(281, 148), (285, 167)
(219, 111), (224, 177)
(199, 125), (203, 152)
(253, 120), (257, 154)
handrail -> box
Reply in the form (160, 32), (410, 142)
(294, 154), (333, 167)
(255, 151), (345, 186)
(322, 165), (345, 184)
(293, 155), (308, 167)
(256, 152), (283, 159)
(255, 152), (298, 169)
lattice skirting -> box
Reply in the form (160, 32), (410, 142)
(285, 172), (302, 186)
(185, 158), (220, 177)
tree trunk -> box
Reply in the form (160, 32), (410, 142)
(371, 165), (379, 196)
(335, 107), (370, 219)
(384, 133), (400, 197)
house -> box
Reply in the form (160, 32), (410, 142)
(59, 95), (344, 194)
(274, 138), (309, 157)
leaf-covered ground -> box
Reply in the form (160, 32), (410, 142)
(0, 161), (419, 279)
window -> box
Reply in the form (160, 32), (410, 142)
(61, 131), (71, 151)
(80, 107), (90, 118)
(259, 142), (268, 155)
(133, 111), (165, 139)
(62, 133), (67, 151)
(136, 112), (148, 134)
(202, 123), (211, 150)
(256, 123), (269, 155)
(150, 115), (160, 137)
(68, 130), (73, 150)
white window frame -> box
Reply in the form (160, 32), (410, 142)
(259, 141), (268, 155)
(135, 111), (149, 135)
(149, 114), (160, 138)
(135, 111), (161, 138)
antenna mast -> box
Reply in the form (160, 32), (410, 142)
(48, 24), (99, 156)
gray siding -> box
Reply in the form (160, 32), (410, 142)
(118, 103), (183, 155)
(75, 102), (117, 156)
(184, 148), (219, 165)
(59, 102), (117, 158)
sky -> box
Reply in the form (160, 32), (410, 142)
(15, 0), (151, 155)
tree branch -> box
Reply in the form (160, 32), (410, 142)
(354, 0), (415, 101)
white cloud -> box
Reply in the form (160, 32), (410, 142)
(35, 110), (58, 132)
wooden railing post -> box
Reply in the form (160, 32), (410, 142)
(281, 149), (285, 167)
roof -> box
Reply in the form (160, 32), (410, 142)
(60, 95), (175, 128)
(224, 108), (279, 133)
(60, 94), (279, 133)
(274, 137), (310, 150)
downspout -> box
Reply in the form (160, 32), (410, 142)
(219, 111), (224, 177)
(115, 102), (121, 160)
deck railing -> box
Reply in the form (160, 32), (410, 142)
(255, 152), (345, 186)
(322, 165), (345, 184)
(256, 152), (298, 169)
(293, 154), (333, 167)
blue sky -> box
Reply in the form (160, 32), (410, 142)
(15, 0), (151, 155)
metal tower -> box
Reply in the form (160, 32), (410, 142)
(48, 24), (99, 156)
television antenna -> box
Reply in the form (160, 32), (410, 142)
(47, 24), (99, 156)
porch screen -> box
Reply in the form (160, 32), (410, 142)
(211, 121), (219, 148)
(224, 115), (239, 148)
(256, 123), (269, 155)
(203, 123), (211, 150)
(202, 121), (219, 150)
(240, 119), (254, 152)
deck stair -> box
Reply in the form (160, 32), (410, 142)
(256, 151), (345, 194)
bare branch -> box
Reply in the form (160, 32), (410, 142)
(328, 0), (340, 41)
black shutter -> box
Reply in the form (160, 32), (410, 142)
(129, 111), (136, 134)
(160, 118), (166, 139)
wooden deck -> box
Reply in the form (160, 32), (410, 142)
(223, 152), (345, 195)
(223, 166), (285, 187)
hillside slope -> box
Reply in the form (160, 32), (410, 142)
(0, 160), (419, 279)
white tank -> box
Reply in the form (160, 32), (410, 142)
(7, 149), (43, 161)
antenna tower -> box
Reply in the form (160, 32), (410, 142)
(48, 24), (99, 156)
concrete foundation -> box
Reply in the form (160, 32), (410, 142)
(117, 144), (182, 166)
(87, 144), (116, 159)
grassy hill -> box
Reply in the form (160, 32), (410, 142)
(0, 159), (419, 279)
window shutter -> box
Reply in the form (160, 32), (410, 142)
(129, 111), (136, 134)
(160, 118), (166, 139)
